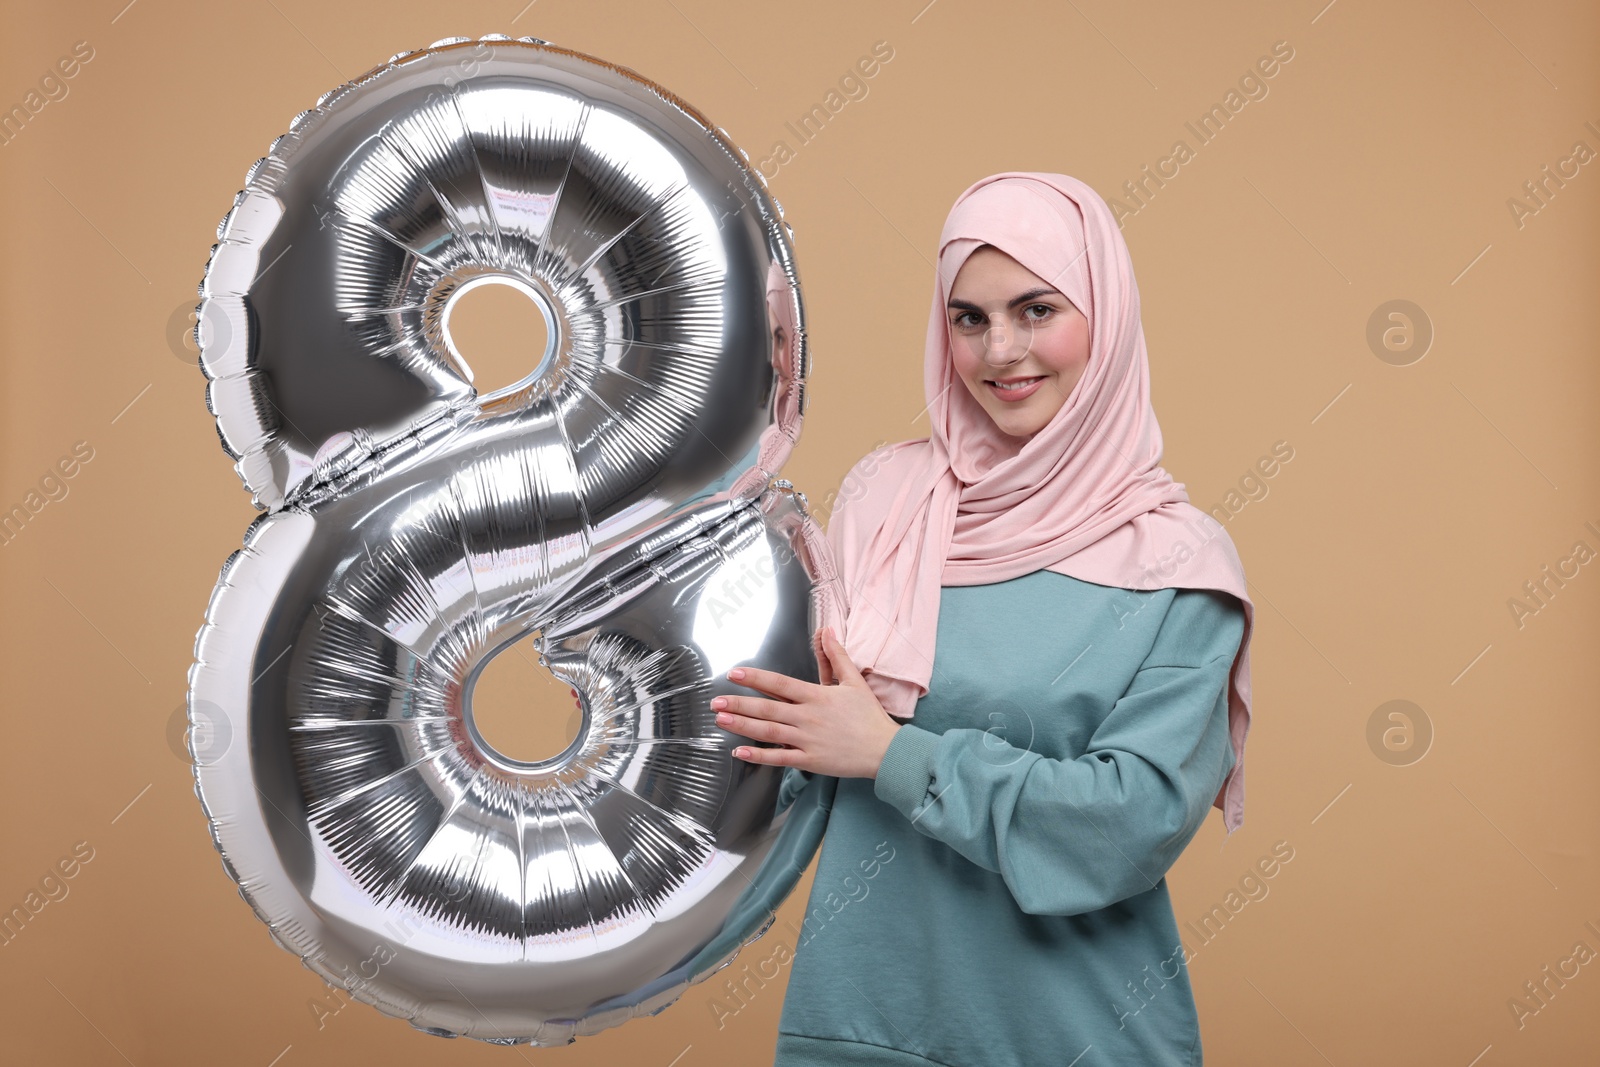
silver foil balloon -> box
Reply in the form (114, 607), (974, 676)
(185, 35), (843, 1045)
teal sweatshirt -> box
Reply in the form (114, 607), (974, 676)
(772, 570), (1246, 1067)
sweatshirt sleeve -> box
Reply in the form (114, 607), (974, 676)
(776, 766), (817, 815)
(871, 587), (1245, 917)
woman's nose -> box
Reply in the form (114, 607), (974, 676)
(982, 318), (1025, 364)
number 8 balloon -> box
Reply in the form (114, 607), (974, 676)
(185, 34), (844, 1045)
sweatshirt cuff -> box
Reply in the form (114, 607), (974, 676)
(873, 723), (942, 818)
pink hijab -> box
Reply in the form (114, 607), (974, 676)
(826, 172), (1257, 833)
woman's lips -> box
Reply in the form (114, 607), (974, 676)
(986, 376), (1045, 402)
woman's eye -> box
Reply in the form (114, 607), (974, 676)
(952, 306), (1053, 329)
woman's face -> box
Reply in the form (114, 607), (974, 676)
(946, 245), (1090, 440)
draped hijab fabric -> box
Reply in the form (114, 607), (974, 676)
(826, 172), (1257, 833)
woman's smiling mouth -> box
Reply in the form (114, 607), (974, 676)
(986, 375), (1046, 401)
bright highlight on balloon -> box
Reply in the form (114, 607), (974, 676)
(694, 540), (783, 676)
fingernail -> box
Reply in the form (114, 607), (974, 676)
(728, 668), (744, 680)
(711, 696), (726, 709)
(734, 747), (749, 758)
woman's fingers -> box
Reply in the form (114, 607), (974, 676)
(727, 664), (811, 701)
(713, 692), (797, 721)
(715, 707), (799, 746)
(714, 694), (805, 742)
(731, 742), (805, 766)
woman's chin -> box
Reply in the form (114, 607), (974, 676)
(996, 398), (1071, 438)
(990, 413), (1042, 439)
(964, 383), (1056, 438)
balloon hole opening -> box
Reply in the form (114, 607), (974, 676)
(464, 630), (587, 772)
(441, 275), (559, 401)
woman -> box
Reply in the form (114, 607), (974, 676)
(711, 172), (1257, 1066)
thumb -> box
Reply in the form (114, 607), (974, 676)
(821, 626), (867, 687)
(813, 627), (836, 686)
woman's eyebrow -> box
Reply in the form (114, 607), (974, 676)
(946, 286), (1063, 312)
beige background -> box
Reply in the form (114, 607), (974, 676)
(2, 0), (1597, 1063)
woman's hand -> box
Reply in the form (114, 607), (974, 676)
(712, 626), (904, 779)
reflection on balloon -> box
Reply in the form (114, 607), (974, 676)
(185, 34), (842, 1046)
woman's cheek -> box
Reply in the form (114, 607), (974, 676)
(948, 342), (972, 381)
(1036, 320), (1082, 373)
